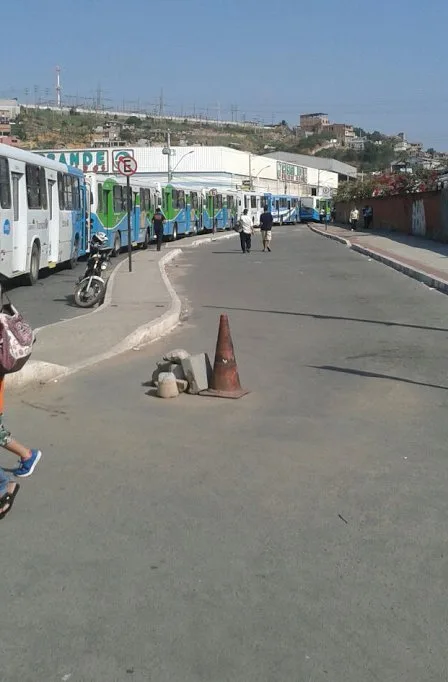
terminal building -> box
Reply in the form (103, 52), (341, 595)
(36, 146), (356, 198)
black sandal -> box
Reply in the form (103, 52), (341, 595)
(0, 483), (20, 520)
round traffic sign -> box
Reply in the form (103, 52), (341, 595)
(117, 156), (138, 176)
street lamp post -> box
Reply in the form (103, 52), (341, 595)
(162, 130), (176, 183)
(252, 165), (270, 192)
(170, 150), (194, 180)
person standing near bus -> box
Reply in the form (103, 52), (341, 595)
(152, 207), (165, 252)
(259, 205), (274, 252)
(239, 208), (253, 253)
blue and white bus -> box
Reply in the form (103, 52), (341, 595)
(86, 173), (161, 252)
(0, 143), (87, 285)
(263, 193), (301, 224)
(299, 196), (331, 222)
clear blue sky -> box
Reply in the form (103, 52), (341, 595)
(2, 0), (447, 149)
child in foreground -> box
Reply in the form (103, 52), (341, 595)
(0, 375), (42, 519)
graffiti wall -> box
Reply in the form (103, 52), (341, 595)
(411, 199), (426, 236)
(336, 190), (448, 242)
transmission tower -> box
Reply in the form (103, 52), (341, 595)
(56, 65), (62, 108)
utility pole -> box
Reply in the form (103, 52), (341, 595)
(249, 154), (253, 190)
(56, 65), (62, 108)
(159, 88), (164, 117)
(167, 130), (171, 182)
(164, 130), (175, 183)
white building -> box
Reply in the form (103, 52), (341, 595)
(0, 99), (20, 120)
(35, 145), (340, 196)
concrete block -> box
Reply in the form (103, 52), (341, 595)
(176, 379), (189, 393)
(152, 361), (172, 385)
(169, 363), (186, 381)
(163, 348), (190, 364)
(181, 353), (212, 394)
(157, 372), (179, 399)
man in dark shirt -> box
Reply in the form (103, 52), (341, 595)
(152, 207), (165, 251)
(259, 205), (274, 252)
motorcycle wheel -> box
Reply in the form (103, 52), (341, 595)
(74, 278), (106, 308)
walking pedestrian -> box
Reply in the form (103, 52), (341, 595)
(0, 375), (42, 519)
(259, 205), (274, 252)
(349, 206), (359, 231)
(319, 207), (326, 223)
(331, 206), (336, 223)
(152, 207), (165, 252)
(366, 205), (373, 229)
(239, 208), (253, 253)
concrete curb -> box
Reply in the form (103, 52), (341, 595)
(308, 224), (351, 246)
(308, 224), (448, 295)
(191, 232), (238, 248)
(7, 249), (183, 390)
(72, 248), (183, 369)
(5, 361), (71, 390)
(350, 243), (448, 294)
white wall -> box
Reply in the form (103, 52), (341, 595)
(35, 144), (338, 196)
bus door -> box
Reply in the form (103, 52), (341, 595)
(275, 199), (280, 225)
(132, 190), (139, 243)
(83, 181), (91, 253)
(11, 172), (27, 273)
(47, 179), (59, 265)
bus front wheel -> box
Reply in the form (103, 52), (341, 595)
(170, 223), (178, 241)
(27, 243), (40, 286)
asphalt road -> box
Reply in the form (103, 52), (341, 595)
(3, 226), (448, 681)
(3, 253), (126, 330)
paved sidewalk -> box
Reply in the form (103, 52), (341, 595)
(7, 247), (182, 390)
(6, 231), (239, 391)
(309, 223), (448, 293)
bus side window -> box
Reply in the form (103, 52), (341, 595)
(57, 172), (64, 209)
(98, 183), (103, 213)
(0, 156), (11, 209)
(26, 165), (40, 209)
(63, 174), (73, 210)
(113, 185), (123, 213)
(72, 177), (81, 211)
(39, 167), (48, 210)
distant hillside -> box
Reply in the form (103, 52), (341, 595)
(11, 107), (427, 173)
(15, 108), (295, 155)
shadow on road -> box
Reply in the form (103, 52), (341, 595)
(53, 295), (77, 307)
(310, 364), (448, 392)
(203, 304), (448, 334)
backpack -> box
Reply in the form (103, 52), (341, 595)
(0, 294), (34, 374)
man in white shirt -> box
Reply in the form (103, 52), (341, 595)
(239, 208), (254, 253)
(349, 207), (359, 231)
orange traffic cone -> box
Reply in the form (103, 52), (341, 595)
(201, 314), (249, 399)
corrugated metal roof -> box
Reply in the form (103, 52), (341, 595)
(265, 151), (357, 178)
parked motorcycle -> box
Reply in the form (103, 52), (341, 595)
(74, 232), (112, 308)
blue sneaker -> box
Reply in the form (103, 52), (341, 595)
(14, 450), (42, 478)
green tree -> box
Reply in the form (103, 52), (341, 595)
(125, 116), (142, 127)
